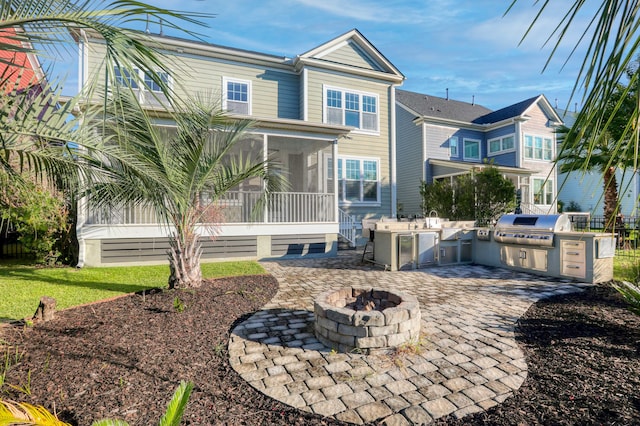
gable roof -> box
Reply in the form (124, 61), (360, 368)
(476, 94), (562, 125)
(396, 89), (492, 123)
(294, 29), (404, 83)
(397, 90), (563, 127)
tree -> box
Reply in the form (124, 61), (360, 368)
(556, 76), (637, 232)
(420, 165), (515, 225)
(0, 1), (211, 190)
(87, 91), (287, 288)
(507, 1), (640, 204)
(0, 1), (212, 264)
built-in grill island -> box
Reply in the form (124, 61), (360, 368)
(371, 213), (615, 283)
(494, 214), (571, 247)
(475, 213), (614, 283)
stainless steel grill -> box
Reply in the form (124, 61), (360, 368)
(494, 214), (572, 247)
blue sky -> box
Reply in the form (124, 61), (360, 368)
(57, 0), (596, 111)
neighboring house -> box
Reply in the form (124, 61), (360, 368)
(395, 90), (563, 218)
(73, 28), (404, 266)
(0, 27), (44, 92)
(555, 109), (640, 217)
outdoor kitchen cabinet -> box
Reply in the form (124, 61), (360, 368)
(500, 246), (548, 272)
(561, 240), (586, 279)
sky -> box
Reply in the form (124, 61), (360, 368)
(55, 0), (597, 111)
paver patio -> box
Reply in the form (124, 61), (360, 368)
(228, 252), (588, 424)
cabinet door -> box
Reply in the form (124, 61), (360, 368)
(527, 249), (548, 272)
(500, 246), (520, 267)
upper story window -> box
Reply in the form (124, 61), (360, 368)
(329, 156), (380, 205)
(144, 71), (170, 93)
(488, 134), (515, 155)
(463, 138), (481, 161)
(115, 67), (138, 89)
(324, 86), (378, 133)
(223, 77), (251, 115)
(114, 66), (169, 92)
(524, 135), (553, 161)
(449, 136), (458, 157)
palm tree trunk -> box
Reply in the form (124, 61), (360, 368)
(603, 166), (619, 234)
(167, 231), (203, 289)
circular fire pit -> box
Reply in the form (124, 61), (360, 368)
(314, 287), (421, 354)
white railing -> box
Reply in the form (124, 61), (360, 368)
(519, 203), (555, 215)
(266, 192), (335, 223)
(86, 191), (335, 225)
(338, 208), (357, 247)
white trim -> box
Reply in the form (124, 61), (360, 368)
(449, 136), (459, 157)
(303, 68), (308, 121)
(315, 40), (349, 59)
(462, 138), (481, 162)
(390, 84), (397, 218)
(523, 134), (554, 162)
(335, 155), (382, 205)
(78, 222), (338, 240)
(487, 133), (515, 156)
(323, 84), (380, 135)
(222, 76), (252, 115)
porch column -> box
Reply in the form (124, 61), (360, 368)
(263, 133), (269, 223)
(332, 138), (338, 222)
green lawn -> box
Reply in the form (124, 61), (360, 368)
(0, 261), (265, 322)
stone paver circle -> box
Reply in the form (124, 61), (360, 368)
(228, 253), (588, 425)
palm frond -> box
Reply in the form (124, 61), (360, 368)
(158, 380), (193, 426)
(0, 398), (72, 426)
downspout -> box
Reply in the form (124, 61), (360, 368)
(75, 29), (89, 268)
(390, 84), (398, 218)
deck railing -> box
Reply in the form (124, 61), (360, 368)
(86, 191), (335, 225)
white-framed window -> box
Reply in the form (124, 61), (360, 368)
(463, 138), (481, 161)
(524, 135), (553, 160)
(223, 77), (251, 115)
(324, 86), (378, 132)
(449, 136), (458, 157)
(488, 134), (515, 155)
(329, 156), (380, 204)
(114, 66), (169, 92)
(533, 178), (553, 205)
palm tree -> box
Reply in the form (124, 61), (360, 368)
(86, 91), (287, 288)
(507, 1), (640, 185)
(556, 77), (637, 232)
(0, 0), (211, 191)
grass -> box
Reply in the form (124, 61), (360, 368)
(613, 251), (640, 282)
(0, 260), (265, 322)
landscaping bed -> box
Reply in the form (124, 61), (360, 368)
(1, 276), (639, 425)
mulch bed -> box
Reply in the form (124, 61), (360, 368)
(1, 275), (640, 425)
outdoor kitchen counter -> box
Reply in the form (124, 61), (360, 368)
(474, 231), (615, 284)
(373, 222), (475, 271)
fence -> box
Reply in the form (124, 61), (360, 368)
(567, 214), (639, 259)
(0, 219), (28, 259)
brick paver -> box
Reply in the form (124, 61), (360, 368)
(227, 251), (588, 424)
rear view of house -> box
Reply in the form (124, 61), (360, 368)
(74, 29), (403, 266)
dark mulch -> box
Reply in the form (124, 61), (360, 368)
(2, 275), (640, 425)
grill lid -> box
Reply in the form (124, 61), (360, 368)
(495, 214), (572, 232)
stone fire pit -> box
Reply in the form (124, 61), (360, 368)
(314, 287), (421, 354)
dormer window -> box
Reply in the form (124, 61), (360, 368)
(223, 77), (251, 115)
(324, 86), (378, 133)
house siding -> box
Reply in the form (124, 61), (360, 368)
(85, 40), (300, 119)
(319, 42), (382, 71)
(559, 169), (639, 216)
(520, 106), (557, 208)
(396, 106), (424, 216)
(306, 68), (393, 219)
